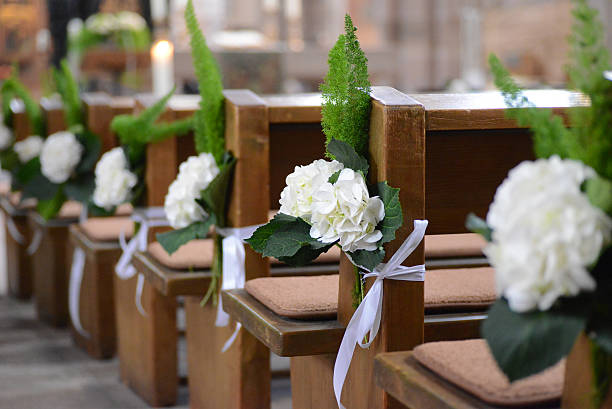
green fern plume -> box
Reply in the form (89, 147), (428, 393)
(53, 60), (84, 128)
(1, 80), (14, 128)
(185, 0), (225, 164)
(566, 0), (612, 180)
(149, 116), (195, 143)
(1, 68), (45, 135)
(489, 54), (572, 159)
(321, 14), (372, 158)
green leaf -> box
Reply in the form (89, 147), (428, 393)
(37, 188), (67, 220)
(482, 299), (585, 381)
(376, 181), (402, 245)
(348, 248), (385, 272)
(327, 138), (369, 175)
(246, 213), (297, 253)
(87, 203), (116, 217)
(276, 242), (335, 267)
(199, 155), (236, 227)
(328, 170), (341, 184)
(64, 173), (95, 202)
(0, 149), (19, 173)
(75, 129), (101, 174)
(262, 217), (315, 258)
(55, 60), (83, 128)
(14, 157), (41, 187)
(465, 213), (493, 242)
(156, 216), (215, 255)
(21, 173), (59, 201)
(593, 327), (612, 356)
(585, 176), (612, 217)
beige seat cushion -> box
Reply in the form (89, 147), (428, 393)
(246, 275), (338, 319)
(8, 192), (37, 210)
(246, 267), (495, 320)
(115, 203), (133, 216)
(425, 233), (486, 259)
(148, 240), (214, 270)
(0, 179), (10, 196)
(57, 201), (83, 219)
(81, 217), (134, 242)
(414, 339), (564, 407)
(424, 267), (496, 310)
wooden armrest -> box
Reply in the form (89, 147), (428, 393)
(134, 251), (212, 297)
(374, 351), (502, 409)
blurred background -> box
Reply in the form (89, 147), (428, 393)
(1, 0), (611, 98)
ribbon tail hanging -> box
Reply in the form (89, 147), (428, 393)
(69, 247), (89, 338)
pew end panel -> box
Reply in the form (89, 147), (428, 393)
(1, 197), (33, 299)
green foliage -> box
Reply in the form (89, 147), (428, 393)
(1, 69), (45, 135)
(321, 14), (372, 158)
(53, 60), (84, 128)
(198, 154), (236, 227)
(157, 217), (215, 254)
(185, 0), (225, 164)
(482, 299), (585, 382)
(591, 340), (612, 409)
(489, 0), (612, 182)
(37, 188), (67, 221)
(465, 213), (492, 242)
(327, 138), (369, 176)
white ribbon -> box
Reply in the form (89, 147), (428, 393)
(214, 224), (263, 352)
(6, 216), (25, 245)
(333, 220), (428, 409)
(26, 227), (43, 255)
(68, 207), (90, 337)
(115, 207), (169, 317)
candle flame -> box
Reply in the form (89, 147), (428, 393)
(151, 40), (174, 59)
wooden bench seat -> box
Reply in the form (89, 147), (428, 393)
(374, 344), (564, 409)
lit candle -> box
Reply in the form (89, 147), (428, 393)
(151, 39), (174, 97)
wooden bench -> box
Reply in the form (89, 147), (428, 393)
(222, 89), (584, 408)
(67, 93), (135, 358)
(113, 94), (199, 406)
(2, 99), (34, 299)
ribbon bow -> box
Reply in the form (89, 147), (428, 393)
(214, 224), (263, 352)
(333, 219), (428, 409)
(115, 207), (169, 316)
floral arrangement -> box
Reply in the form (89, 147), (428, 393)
(92, 88), (194, 213)
(155, 0), (234, 306)
(13, 61), (102, 220)
(0, 68), (47, 191)
(247, 15), (401, 307)
(69, 11), (150, 54)
(467, 0), (612, 406)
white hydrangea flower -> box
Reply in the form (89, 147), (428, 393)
(0, 123), (13, 150)
(310, 168), (385, 252)
(93, 147), (138, 210)
(279, 159), (344, 221)
(485, 156), (612, 313)
(85, 13), (117, 35)
(40, 131), (83, 184)
(116, 11), (147, 31)
(164, 153), (220, 229)
(14, 135), (43, 163)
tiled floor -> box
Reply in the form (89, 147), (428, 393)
(0, 296), (292, 409)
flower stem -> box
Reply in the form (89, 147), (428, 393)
(201, 233), (223, 307)
(352, 264), (364, 309)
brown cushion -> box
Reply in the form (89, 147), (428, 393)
(425, 233), (486, 259)
(246, 275), (338, 319)
(80, 217), (134, 242)
(115, 203), (133, 216)
(57, 201), (83, 219)
(414, 339), (564, 407)
(246, 267), (495, 320)
(148, 239), (214, 270)
(424, 267), (496, 310)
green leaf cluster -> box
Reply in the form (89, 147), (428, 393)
(321, 14), (372, 158)
(185, 0), (225, 164)
(53, 60), (84, 128)
(1, 68), (46, 135)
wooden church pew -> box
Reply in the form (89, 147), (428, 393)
(2, 99), (35, 299)
(221, 89), (584, 408)
(67, 93), (134, 358)
(113, 94), (199, 406)
(369, 90), (589, 409)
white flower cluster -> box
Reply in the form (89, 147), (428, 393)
(40, 131), (83, 184)
(164, 153), (220, 229)
(14, 135), (43, 163)
(93, 147), (138, 210)
(0, 123), (13, 150)
(85, 12), (146, 35)
(279, 160), (385, 252)
(485, 156), (612, 313)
